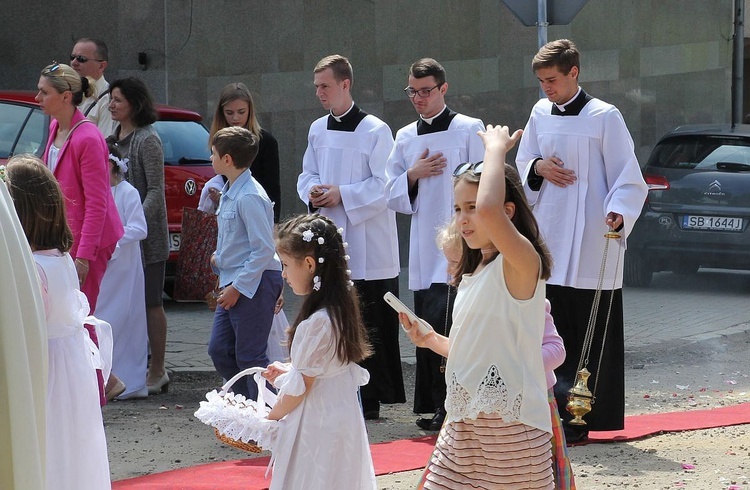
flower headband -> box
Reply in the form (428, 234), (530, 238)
(0, 165), (6, 183)
(302, 225), (352, 290)
(109, 154), (129, 174)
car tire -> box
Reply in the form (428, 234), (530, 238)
(623, 250), (653, 287)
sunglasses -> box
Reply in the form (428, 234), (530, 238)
(42, 62), (73, 92)
(70, 54), (104, 64)
(453, 161), (484, 177)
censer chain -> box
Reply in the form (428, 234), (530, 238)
(577, 233), (622, 402)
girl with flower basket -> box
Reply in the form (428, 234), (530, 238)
(263, 214), (376, 489)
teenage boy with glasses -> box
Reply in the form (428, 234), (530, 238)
(70, 37), (114, 136)
(385, 57), (484, 431)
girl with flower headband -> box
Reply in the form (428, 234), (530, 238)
(96, 140), (150, 400)
(4, 155), (112, 489)
(261, 213), (376, 489)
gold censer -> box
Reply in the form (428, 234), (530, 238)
(565, 229), (622, 426)
(566, 368), (594, 425)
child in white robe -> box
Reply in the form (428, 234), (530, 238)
(5, 155), (111, 490)
(98, 141), (149, 400)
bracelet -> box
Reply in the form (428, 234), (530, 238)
(75, 259), (90, 269)
(533, 159), (542, 177)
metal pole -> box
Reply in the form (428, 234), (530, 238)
(537, 0), (549, 99)
(164, 0), (170, 104)
(732, 0), (744, 126)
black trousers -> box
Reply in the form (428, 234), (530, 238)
(357, 277), (406, 407)
(548, 285), (625, 431)
(412, 283), (456, 414)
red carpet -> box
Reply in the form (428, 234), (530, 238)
(113, 403), (750, 489)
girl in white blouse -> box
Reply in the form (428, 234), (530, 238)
(403, 125), (555, 490)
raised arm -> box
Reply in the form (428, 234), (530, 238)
(475, 125), (540, 299)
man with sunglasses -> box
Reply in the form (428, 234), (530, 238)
(516, 39), (647, 443)
(70, 38), (114, 136)
(385, 58), (484, 431)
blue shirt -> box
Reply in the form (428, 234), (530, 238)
(214, 169), (280, 298)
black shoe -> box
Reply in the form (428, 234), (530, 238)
(564, 424), (589, 444)
(416, 408), (445, 431)
(362, 399), (380, 420)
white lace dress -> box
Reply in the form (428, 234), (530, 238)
(35, 250), (111, 490)
(269, 309), (376, 490)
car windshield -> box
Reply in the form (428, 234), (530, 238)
(0, 102), (46, 159)
(648, 135), (750, 170)
(153, 120), (211, 165)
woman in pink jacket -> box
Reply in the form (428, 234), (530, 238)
(37, 62), (124, 405)
(37, 62), (123, 312)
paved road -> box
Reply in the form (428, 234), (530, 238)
(163, 268), (750, 373)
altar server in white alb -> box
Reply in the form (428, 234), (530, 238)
(297, 54), (403, 420)
(516, 39), (647, 443)
(384, 58), (484, 431)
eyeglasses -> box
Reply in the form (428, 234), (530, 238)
(70, 54), (104, 64)
(453, 161), (484, 177)
(403, 84), (442, 99)
(42, 62), (73, 92)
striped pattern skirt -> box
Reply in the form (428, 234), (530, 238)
(420, 412), (554, 490)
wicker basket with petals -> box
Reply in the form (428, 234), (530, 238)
(195, 367), (280, 453)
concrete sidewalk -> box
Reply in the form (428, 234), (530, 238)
(163, 268), (750, 373)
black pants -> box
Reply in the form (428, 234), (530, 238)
(357, 277), (406, 409)
(412, 283), (456, 414)
(548, 285), (625, 431)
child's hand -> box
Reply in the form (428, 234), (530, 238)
(274, 292), (284, 314)
(478, 125), (523, 153)
(398, 312), (435, 348)
(217, 284), (240, 309)
(208, 187), (221, 204)
(262, 361), (291, 383)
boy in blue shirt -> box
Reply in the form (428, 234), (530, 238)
(208, 126), (283, 400)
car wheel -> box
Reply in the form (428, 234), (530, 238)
(623, 250), (653, 287)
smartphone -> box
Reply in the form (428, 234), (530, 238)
(383, 292), (434, 335)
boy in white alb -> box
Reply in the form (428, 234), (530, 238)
(516, 39), (647, 442)
(384, 58), (484, 430)
(297, 55), (403, 419)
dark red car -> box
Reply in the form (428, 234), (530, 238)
(0, 90), (214, 275)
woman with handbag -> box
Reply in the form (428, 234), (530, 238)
(109, 77), (171, 395)
(38, 62), (124, 405)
